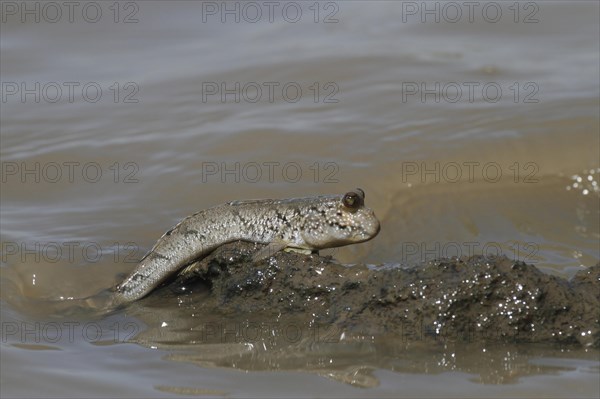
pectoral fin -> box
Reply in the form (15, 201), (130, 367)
(252, 241), (288, 262)
(252, 241), (319, 262)
(284, 247), (315, 255)
(178, 259), (204, 278)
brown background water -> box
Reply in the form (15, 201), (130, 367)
(1, 1), (599, 397)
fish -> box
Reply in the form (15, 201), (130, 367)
(112, 189), (380, 304)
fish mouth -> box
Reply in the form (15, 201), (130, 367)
(348, 220), (381, 245)
(362, 211), (381, 239)
(371, 218), (381, 238)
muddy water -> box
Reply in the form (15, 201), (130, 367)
(1, 1), (599, 398)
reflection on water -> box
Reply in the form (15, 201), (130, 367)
(1, 0), (599, 397)
(127, 290), (599, 388)
(2, 283), (598, 392)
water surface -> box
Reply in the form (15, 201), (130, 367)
(1, 1), (599, 397)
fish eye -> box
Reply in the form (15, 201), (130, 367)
(342, 191), (363, 210)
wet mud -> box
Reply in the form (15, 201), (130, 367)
(146, 241), (599, 348)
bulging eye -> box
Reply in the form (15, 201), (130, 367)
(342, 190), (364, 210)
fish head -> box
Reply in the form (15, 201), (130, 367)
(300, 188), (380, 249)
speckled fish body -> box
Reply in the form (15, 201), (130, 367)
(113, 189), (380, 304)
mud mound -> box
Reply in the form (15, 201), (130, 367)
(166, 241), (599, 347)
